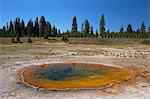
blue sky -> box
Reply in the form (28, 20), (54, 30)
(0, 0), (149, 32)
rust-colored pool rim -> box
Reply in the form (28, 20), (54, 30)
(19, 62), (135, 91)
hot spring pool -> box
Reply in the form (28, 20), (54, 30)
(20, 63), (132, 90)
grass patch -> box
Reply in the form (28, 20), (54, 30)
(68, 38), (149, 45)
(142, 39), (150, 45)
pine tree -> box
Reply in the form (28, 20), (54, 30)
(58, 29), (61, 37)
(96, 29), (99, 38)
(127, 24), (134, 38)
(81, 23), (84, 33)
(35, 17), (39, 37)
(148, 26), (150, 38)
(148, 26), (150, 33)
(40, 16), (46, 37)
(6, 22), (9, 37)
(27, 19), (34, 37)
(2, 26), (6, 37)
(140, 22), (146, 33)
(55, 28), (58, 37)
(52, 26), (56, 37)
(9, 21), (14, 37)
(90, 26), (94, 37)
(127, 24), (133, 33)
(6, 23), (9, 30)
(27, 19), (33, 43)
(44, 22), (51, 39)
(0, 28), (1, 36)
(14, 17), (21, 43)
(71, 16), (78, 33)
(136, 28), (140, 33)
(9, 21), (15, 43)
(6, 22), (9, 31)
(100, 14), (105, 35)
(20, 20), (25, 37)
(107, 29), (110, 33)
(84, 19), (90, 37)
(120, 25), (124, 33)
(136, 28), (140, 38)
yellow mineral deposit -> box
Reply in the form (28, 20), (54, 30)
(20, 63), (133, 90)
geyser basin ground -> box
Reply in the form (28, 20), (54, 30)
(20, 63), (132, 90)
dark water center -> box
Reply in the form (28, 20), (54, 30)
(37, 63), (107, 81)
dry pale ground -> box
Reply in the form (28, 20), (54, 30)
(0, 42), (150, 99)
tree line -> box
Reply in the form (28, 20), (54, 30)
(0, 15), (150, 41)
(68, 15), (150, 38)
(0, 16), (61, 42)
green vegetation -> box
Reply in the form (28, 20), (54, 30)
(68, 38), (149, 45)
(62, 35), (69, 42)
(142, 39), (150, 45)
(0, 15), (149, 43)
(71, 16), (78, 33)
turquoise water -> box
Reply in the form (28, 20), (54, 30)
(34, 63), (108, 81)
